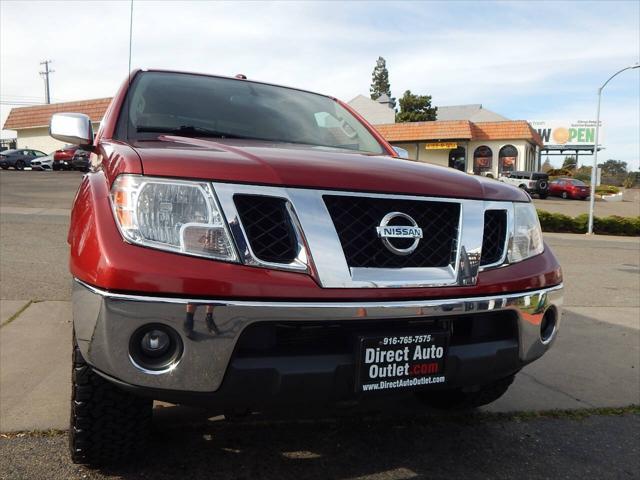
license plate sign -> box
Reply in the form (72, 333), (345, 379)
(357, 332), (448, 393)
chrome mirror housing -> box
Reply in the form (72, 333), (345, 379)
(392, 146), (409, 159)
(50, 113), (93, 146)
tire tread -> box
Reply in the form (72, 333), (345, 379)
(69, 340), (152, 465)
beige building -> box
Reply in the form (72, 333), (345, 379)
(347, 94), (395, 125)
(348, 96), (542, 175)
(3, 98), (111, 153)
(435, 104), (509, 123)
(376, 120), (543, 177)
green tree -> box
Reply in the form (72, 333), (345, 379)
(562, 155), (577, 170)
(598, 159), (628, 176)
(573, 165), (592, 182)
(395, 90), (438, 123)
(370, 57), (396, 109)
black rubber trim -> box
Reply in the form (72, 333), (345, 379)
(93, 339), (523, 411)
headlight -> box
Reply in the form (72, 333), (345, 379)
(508, 203), (544, 263)
(111, 175), (238, 261)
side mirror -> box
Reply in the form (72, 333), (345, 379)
(392, 146), (409, 159)
(50, 113), (93, 147)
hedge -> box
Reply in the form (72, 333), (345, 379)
(595, 185), (620, 195)
(537, 210), (640, 236)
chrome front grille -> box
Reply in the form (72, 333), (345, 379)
(213, 182), (514, 289)
(323, 195), (460, 269)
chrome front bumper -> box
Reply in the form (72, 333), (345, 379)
(73, 280), (563, 393)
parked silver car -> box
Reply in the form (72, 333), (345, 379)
(29, 152), (55, 171)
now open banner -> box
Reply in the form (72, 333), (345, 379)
(529, 120), (604, 147)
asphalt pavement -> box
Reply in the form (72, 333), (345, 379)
(0, 170), (639, 479)
(532, 187), (640, 217)
(2, 410), (638, 480)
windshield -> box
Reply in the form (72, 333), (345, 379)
(116, 72), (385, 155)
(570, 179), (586, 186)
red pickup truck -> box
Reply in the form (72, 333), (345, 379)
(51, 69), (563, 465)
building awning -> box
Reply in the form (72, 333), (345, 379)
(3, 97), (112, 130)
(375, 120), (543, 147)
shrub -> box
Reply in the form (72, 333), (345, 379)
(595, 185), (620, 195)
(573, 172), (592, 182)
(547, 168), (572, 177)
(537, 210), (640, 236)
(623, 173), (639, 189)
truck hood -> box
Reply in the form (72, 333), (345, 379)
(130, 136), (528, 202)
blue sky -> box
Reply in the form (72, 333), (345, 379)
(1, 0), (638, 169)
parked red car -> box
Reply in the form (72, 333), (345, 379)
(50, 70), (563, 466)
(549, 178), (590, 199)
(52, 144), (78, 170)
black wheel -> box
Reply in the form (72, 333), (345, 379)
(415, 375), (515, 410)
(561, 191), (568, 199)
(69, 337), (152, 465)
(1, 166), (8, 170)
(518, 184), (527, 190)
(15, 160), (25, 170)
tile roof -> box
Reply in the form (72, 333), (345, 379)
(3, 98), (113, 130)
(375, 120), (473, 142)
(470, 121), (543, 146)
(375, 120), (542, 147)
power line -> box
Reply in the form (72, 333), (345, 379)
(39, 60), (54, 104)
(128, 0), (133, 76)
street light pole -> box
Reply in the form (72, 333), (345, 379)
(587, 63), (639, 235)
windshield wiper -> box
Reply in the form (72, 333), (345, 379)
(136, 125), (253, 139)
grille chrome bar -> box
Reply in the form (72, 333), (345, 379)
(213, 184), (309, 272)
(214, 182), (515, 288)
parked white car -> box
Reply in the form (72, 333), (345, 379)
(29, 153), (55, 171)
(498, 171), (549, 199)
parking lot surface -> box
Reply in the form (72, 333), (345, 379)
(533, 187), (640, 217)
(0, 170), (638, 479)
(2, 410), (638, 480)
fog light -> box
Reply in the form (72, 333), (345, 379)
(140, 329), (170, 358)
(540, 309), (557, 343)
(129, 324), (183, 372)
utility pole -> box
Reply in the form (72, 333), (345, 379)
(39, 60), (54, 104)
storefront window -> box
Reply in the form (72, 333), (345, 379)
(499, 145), (517, 174)
(473, 146), (493, 175)
(448, 147), (466, 171)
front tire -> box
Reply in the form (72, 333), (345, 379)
(70, 338), (152, 465)
(15, 160), (25, 171)
(415, 375), (514, 410)
(561, 191), (568, 199)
